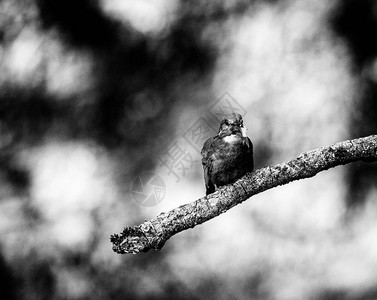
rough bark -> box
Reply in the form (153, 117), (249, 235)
(110, 135), (377, 254)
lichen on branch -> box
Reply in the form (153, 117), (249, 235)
(111, 135), (377, 254)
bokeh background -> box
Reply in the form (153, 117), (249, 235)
(1, 0), (377, 299)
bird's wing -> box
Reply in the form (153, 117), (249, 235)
(203, 162), (215, 195)
(201, 137), (216, 195)
(201, 137), (214, 166)
(244, 137), (254, 171)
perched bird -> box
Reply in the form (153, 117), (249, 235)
(201, 113), (254, 195)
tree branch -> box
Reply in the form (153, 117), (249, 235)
(110, 135), (377, 254)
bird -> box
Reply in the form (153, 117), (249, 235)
(201, 113), (254, 195)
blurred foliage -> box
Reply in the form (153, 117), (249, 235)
(331, 0), (377, 208)
(0, 0), (377, 299)
(0, 1), (250, 299)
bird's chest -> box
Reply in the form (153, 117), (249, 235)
(222, 134), (240, 144)
(214, 135), (244, 158)
(209, 135), (248, 181)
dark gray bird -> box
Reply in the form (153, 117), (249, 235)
(201, 113), (254, 195)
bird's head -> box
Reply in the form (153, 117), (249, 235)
(218, 113), (247, 137)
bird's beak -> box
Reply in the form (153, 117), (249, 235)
(241, 126), (247, 137)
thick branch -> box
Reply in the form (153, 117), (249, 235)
(110, 135), (377, 254)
